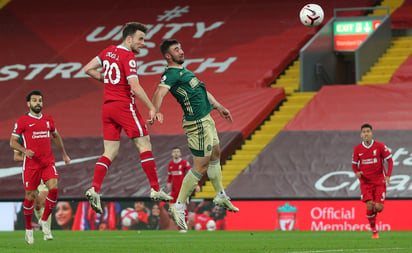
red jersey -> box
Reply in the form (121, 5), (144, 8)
(352, 140), (393, 185)
(12, 113), (56, 168)
(97, 45), (139, 104)
(167, 159), (191, 193)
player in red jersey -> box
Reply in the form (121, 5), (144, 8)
(83, 22), (172, 214)
(10, 90), (71, 244)
(352, 123), (393, 239)
(167, 147), (199, 232)
(167, 147), (200, 204)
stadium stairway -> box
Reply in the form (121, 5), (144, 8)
(369, 0), (404, 16)
(358, 36), (412, 84)
(195, 60), (316, 198)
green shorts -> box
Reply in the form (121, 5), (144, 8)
(183, 114), (219, 157)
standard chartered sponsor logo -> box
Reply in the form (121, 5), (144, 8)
(315, 171), (412, 192)
(32, 131), (50, 139)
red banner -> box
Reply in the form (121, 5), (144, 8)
(226, 200), (412, 231)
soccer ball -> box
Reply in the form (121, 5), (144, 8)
(299, 4), (324, 27)
(206, 220), (216, 231)
(121, 208), (138, 227)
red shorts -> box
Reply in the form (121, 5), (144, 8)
(360, 183), (386, 203)
(102, 101), (149, 140)
(23, 163), (59, 191)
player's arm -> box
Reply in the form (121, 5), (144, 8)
(84, 57), (103, 82)
(152, 85), (170, 123)
(351, 149), (362, 178)
(13, 150), (24, 162)
(383, 145), (393, 184)
(51, 131), (71, 165)
(384, 156), (393, 184)
(167, 166), (172, 190)
(128, 77), (161, 124)
(207, 91), (232, 123)
(10, 135), (34, 159)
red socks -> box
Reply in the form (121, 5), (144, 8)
(92, 156), (112, 192)
(23, 198), (34, 229)
(42, 188), (58, 221)
(140, 151), (160, 191)
(367, 209), (376, 232)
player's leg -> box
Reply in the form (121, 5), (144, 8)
(132, 135), (173, 201)
(203, 115), (238, 212)
(86, 140), (119, 214)
(33, 187), (44, 222)
(23, 168), (41, 244)
(87, 102), (121, 213)
(171, 157), (207, 230)
(24, 189), (37, 244)
(34, 184), (51, 231)
(209, 145), (239, 212)
(40, 168), (59, 241)
(362, 183), (378, 238)
(371, 184), (386, 239)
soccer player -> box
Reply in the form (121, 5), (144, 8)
(13, 141), (52, 235)
(167, 147), (200, 205)
(10, 90), (71, 244)
(352, 123), (393, 239)
(167, 147), (200, 232)
(152, 39), (239, 230)
(83, 22), (172, 214)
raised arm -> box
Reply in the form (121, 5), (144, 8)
(52, 131), (71, 165)
(207, 91), (233, 123)
(84, 57), (103, 82)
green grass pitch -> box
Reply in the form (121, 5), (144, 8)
(1, 230), (411, 253)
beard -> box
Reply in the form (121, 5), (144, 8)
(31, 105), (42, 114)
(172, 55), (184, 65)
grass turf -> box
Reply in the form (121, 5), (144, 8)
(1, 230), (411, 253)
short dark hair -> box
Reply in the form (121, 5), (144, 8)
(122, 22), (148, 41)
(361, 123), (372, 130)
(26, 90), (43, 102)
(160, 39), (180, 57)
(172, 146), (181, 151)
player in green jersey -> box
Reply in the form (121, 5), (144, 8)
(153, 39), (239, 230)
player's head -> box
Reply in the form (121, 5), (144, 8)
(160, 39), (184, 65)
(171, 146), (182, 159)
(360, 123), (373, 143)
(26, 90), (43, 114)
(122, 22), (148, 54)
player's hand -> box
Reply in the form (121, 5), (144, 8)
(147, 110), (157, 125)
(63, 154), (71, 165)
(24, 149), (35, 159)
(217, 107), (233, 123)
(384, 176), (390, 185)
(155, 112), (163, 124)
(355, 171), (363, 178)
(195, 185), (201, 192)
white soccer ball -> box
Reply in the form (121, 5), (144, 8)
(121, 208), (138, 227)
(206, 220), (216, 231)
(299, 4), (324, 27)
